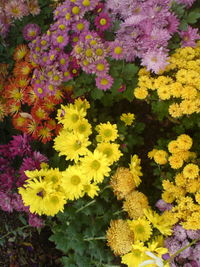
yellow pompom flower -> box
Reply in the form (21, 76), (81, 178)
(96, 142), (122, 164)
(134, 87), (148, 99)
(110, 167), (136, 200)
(153, 150), (168, 165)
(195, 192), (200, 204)
(54, 131), (91, 162)
(162, 191), (175, 203)
(96, 122), (118, 142)
(183, 163), (199, 179)
(157, 85), (171, 100)
(168, 103), (183, 118)
(120, 113), (135, 126)
(80, 150), (111, 183)
(62, 166), (88, 200)
(106, 219), (134, 256)
(148, 149), (158, 159)
(177, 134), (193, 151)
(168, 155), (184, 169)
(128, 217), (152, 242)
(168, 140), (181, 154)
(123, 191), (149, 219)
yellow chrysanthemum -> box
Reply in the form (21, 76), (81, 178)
(82, 182), (100, 198)
(96, 122), (118, 142)
(110, 167), (136, 200)
(62, 165), (88, 200)
(120, 113), (135, 126)
(96, 142), (122, 164)
(80, 150), (111, 183)
(183, 163), (199, 179)
(54, 131), (91, 162)
(168, 103), (183, 118)
(19, 177), (53, 216)
(168, 155), (184, 169)
(153, 150), (168, 165)
(129, 155), (143, 186)
(106, 219), (134, 256)
(128, 217), (152, 242)
(43, 191), (67, 216)
(123, 191), (149, 219)
(144, 209), (176, 236)
(148, 149), (158, 159)
(44, 168), (63, 188)
(168, 140), (181, 154)
(177, 134), (193, 151)
(73, 118), (92, 137)
(74, 98), (90, 111)
(134, 87), (148, 99)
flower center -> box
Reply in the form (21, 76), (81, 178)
(91, 160), (100, 170)
(100, 18), (107, 25)
(71, 175), (81, 185)
(103, 129), (112, 137)
(100, 78), (108, 85)
(114, 46), (122, 54)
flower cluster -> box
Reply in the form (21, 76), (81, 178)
(0, 0), (40, 37)
(2, 44), (72, 143)
(107, 157), (176, 267)
(19, 98), (122, 216)
(164, 224), (200, 266)
(134, 43), (200, 118)
(28, 0), (116, 95)
(149, 134), (200, 230)
(105, 0), (196, 73)
(0, 134), (47, 227)
(0, 63), (9, 121)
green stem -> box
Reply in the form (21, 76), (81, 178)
(75, 199), (96, 213)
(0, 225), (30, 240)
(83, 236), (106, 241)
(166, 238), (200, 263)
(113, 210), (124, 216)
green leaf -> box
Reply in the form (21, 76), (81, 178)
(122, 64), (139, 80)
(186, 9), (200, 24)
(91, 89), (104, 100)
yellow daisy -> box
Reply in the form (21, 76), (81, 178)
(73, 118), (92, 137)
(80, 150), (111, 183)
(96, 122), (118, 142)
(120, 113), (135, 126)
(96, 142), (122, 164)
(43, 191), (67, 216)
(128, 217), (152, 242)
(82, 182), (100, 198)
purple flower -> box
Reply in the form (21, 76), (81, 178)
(51, 30), (69, 49)
(187, 229), (200, 240)
(0, 191), (13, 212)
(173, 225), (187, 242)
(190, 242), (200, 264)
(179, 240), (192, 259)
(23, 23), (41, 41)
(28, 213), (44, 228)
(180, 26), (200, 47)
(9, 134), (32, 157)
(155, 199), (173, 212)
(175, 0), (196, 7)
(165, 236), (182, 254)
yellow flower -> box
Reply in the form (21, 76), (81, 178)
(148, 149), (158, 159)
(82, 182), (100, 198)
(144, 209), (175, 236)
(134, 87), (148, 99)
(183, 163), (199, 179)
(120, 113), (135, 126)
(157, 85), (171, 100)
(62, 165), (88, 200)
(110, 167), (136, 199)
(153, 150), (168, 165)
(106, 219), (134, 256)
(80, 150), (111, 183)
(168, 155), (184, 169)
(96, 142), (122, 164)
(43, 191), (66, 216)
(123, 191), (149, 219)
(177, 134), (193, 151)
(129, 154), (143, 186)
(74, 97), (90, 111)
(168, 140), (181, 154)
(73, 118), (92, 137)
(96, 122), (118, 142)
(53, 131), (91, 162)
(128, 217), (152, 242)
(168, 103), (182, 118)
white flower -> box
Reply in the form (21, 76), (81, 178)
(139, 251), (164, 267)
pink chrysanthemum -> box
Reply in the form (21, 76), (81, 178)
(72, 19), (90, 33)
(33, 83), (47, 98)
(5, 0), (28, 20)
(94, 12), (111, 31)
(141, 49), (169, 74)
(51, 30), (69, 49)
(180, 26), (200, 47)
(23, 23), (41, 41)
(93, 59), (110, 75)
(166, 14), (180, 35)
(95, 74), (114, 90)
(108, 40), (125, 60)
(27, 0), (40, 16)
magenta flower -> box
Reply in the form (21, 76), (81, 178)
(95, 74), (114, 91)
(95, 12), (111, 31)
(33, 83), (47, 98)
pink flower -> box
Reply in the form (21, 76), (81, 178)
(95, 12), (111, 31)
(5, 0), (28, 20)
(23, 23), (41, 41)
(95, 74), (114, 90)
(141, 49), (169, 74)
(33, 83), (47, 98)
(180, 26), (200, 47)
